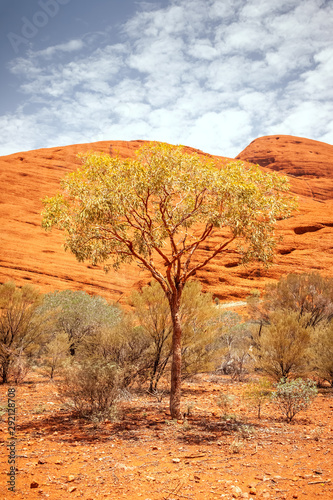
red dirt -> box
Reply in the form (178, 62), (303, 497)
(1, 373), (332, 500)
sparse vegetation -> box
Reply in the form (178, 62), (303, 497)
(58, 359), (122, 420)
(272, 378), (318, 422)
(42, 142), (295, 418)
(252, 310), (312, 381)
(216, 311), (252, 380)
(39, 289), (121, 356)
(0, 282), (52, 384)
(243, 378), (273, 419)
(310, 322), (333, 386)
(262, 273), (333, 328)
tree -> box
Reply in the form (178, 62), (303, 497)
(130, 281), (173, 392)
(42, 142), (295, 418)
(179, 280), (219, 379)
(130, 280), (219, 391)
(0, 282), (50, 384)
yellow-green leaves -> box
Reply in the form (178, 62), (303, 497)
(42, 142), (296, 291)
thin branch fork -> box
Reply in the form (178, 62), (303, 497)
(185, 236), (236, 280)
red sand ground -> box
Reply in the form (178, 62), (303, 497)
(0, 373), (332, 500)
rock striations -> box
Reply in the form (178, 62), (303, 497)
(236, 135), (333, 201)
(1, 136), (333, 304)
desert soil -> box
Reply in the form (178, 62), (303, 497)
(1, 373), (332, 500)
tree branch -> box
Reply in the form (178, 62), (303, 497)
(185, 236), (236, 281)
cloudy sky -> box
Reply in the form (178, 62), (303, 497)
(1, 0), (332, 157)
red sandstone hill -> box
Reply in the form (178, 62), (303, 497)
(236, 135), (333, 201)
(1, 136), (333, 304)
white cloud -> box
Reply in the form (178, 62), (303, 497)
(1, 0), (332, 157)
(32, 39), (85, 58)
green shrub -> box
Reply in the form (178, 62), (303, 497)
(252, 310), (311, 381)
(58, 359), (121, 420)
(39, 332), (71, 379)
(310, 324), (333, 386)
(0, 282), (51, 384)
(272, 378), (318, 422)
(217, 392), (234, 411)
(243, 378), (273, 419)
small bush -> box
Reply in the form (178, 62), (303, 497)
(58, 359), (121, 420)
(9, 353), (32, 384)
(229, 437), (243, 453)
(217, 393), (235, 414)
(0, 405), (6, 421)
(272, 378), (318, 422)
(243, 378), (273, 419)
(252, 310), (312, 381)
(39, 332), (71, 379)
(310, 324), (333, 386)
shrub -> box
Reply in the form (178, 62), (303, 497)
(310, 324), (333, 386)
(39, 332), (71, 379)
(78, 316), (152, 389)
(215, 311), (252, 381)
(229, 437), (243, 453)
(272, 378), (318, 422)
(58, 359), (121, 420)
(263, 273), (333, 328)
(217, 393), (235, 417)
(9, 351), (32, 384)
(0, 282), (52, 384)
(243, 378), (273, 419)
(39, 290), (121, 356)
(252, 310), (311, 381)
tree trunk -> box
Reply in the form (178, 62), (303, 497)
(170, 294), (182, 419)
(1, 357), (10, 384)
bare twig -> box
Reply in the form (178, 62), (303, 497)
(308, 480), (331, 485)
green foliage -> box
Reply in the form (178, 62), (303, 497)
(262, 273), (333, 328)
(310, 323), (333, 386)
(252, 310), (311, 381)
(0, 282), (51, 384)
(272, 378), (318, 422)
(42, 142), (295, 296)
(58, 359), (121, 419)
(215, 311), (252, 380)
(130, 280), (220, 389)
(42, 142), (296, 418)
(243, 378), (273, 419)
(39, 289), (120, 355)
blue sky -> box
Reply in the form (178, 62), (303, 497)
(1, 0), (332, 157)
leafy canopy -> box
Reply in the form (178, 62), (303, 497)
(42, 142), (295, 297)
